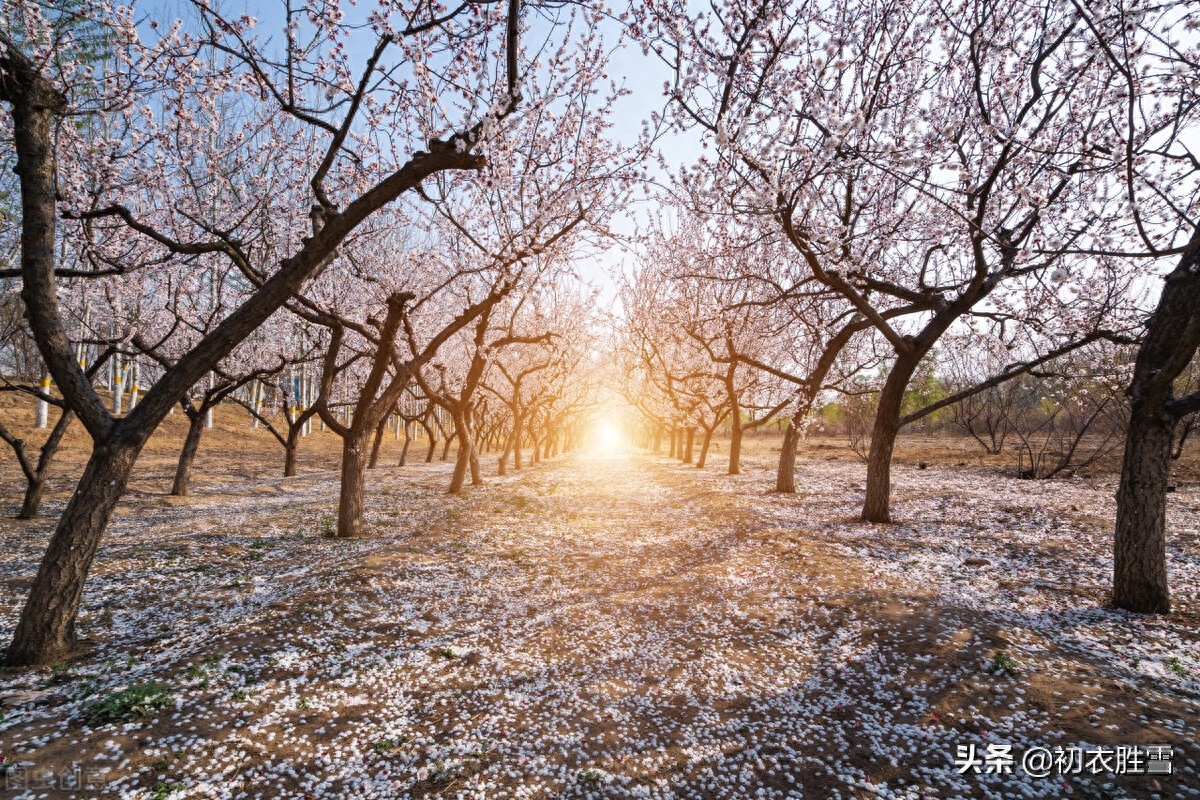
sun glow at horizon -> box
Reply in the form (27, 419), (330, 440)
(593, 419), (626, 451)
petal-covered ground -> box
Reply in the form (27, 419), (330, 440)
(0, 439), (1197, 800)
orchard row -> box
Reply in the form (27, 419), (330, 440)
(0, 0), (1197, 673)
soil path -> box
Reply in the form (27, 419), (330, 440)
(0, 445), (1196, 800)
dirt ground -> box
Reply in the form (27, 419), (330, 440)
(0, 395), (1197, 800)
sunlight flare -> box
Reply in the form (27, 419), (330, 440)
(592, 419), (627, 451)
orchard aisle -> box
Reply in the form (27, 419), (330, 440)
(0, 443), (1197, 800)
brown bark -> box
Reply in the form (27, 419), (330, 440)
(683, 427), (695, 464)
(283, 428), (300, 477)
(368, 416), (387, 469)
(449, 413), (472, 494)
(469, 441), (482, 485)
(726, 361), (743, 474)
(512, 416), (524, 470)
(497, 443), (510, 476)
(1114, 413), (1174, 612)
(862, 353), (921, 523)
(697, 427), (713, 469)
(1113, 235), (1200, 613)
(728, 416), (743, 475)
(776, 419), (799, 493)
(398, 422), (412, 466)
(336, 434), (369, 538)
(170, 411), (206, 496)
(14, 405), (74, 519)
(422, 418), (438, 462)
(6, 439), (143, 666)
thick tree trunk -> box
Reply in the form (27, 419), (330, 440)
(729, 416), (743, 475)
(336, 432), (370, 538)
(170, 412), (206, 497)
(1114, 414), (1174, 612)
(683, 427), (695, 465)
(776, 420), (799, 493)
(283, 424), (302, 476)
(1113, 239), (1200, 613)
(862, 354), (921, 523)
(6, 441), (142, 666)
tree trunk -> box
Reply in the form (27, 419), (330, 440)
(727, 361), (742, 474)
(170, 411), (206, 497)
(449, 413), (472, 494)
(653, 425), (662, 454)
(422, 420), (438, 462)
(697, 427), (713, 469)
(683, 427), (695, 465)
(776, 419), (799, 493)
(398, 422), (412, 466)
(5, 440), (142, 666)
(336, 432), (370, 538)
(19, 405), (74, 519)
(1114, 413), (1174, 612)
(862, 354), (921, 523)
(469, 449), (482, 485)
(34, 370), (49, 429)
(368, 416), (387, 469)
(513, 417), (524, 470)
(729, 416), (743, 475)
(498, 434), (511, 476)
(283, 429), (300, 477)
(19, 473), (47, 521)
(1113, 238), (1200, 613)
